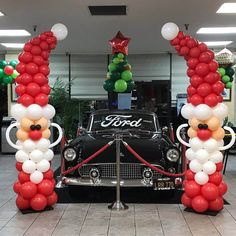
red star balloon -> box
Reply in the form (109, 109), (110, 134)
(109, 31), (131, 55)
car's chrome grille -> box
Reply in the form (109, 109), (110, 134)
(78, 163), (163, 179)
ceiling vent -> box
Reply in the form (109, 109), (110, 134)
(88, 5), (127, 15)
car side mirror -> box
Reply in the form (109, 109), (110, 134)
(162, 126), (169, 134)
(77, 126), (86, 136)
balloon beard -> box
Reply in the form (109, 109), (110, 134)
(161, 22), (235, 213)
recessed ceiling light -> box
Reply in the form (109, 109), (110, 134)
(0, 11), (4, 16)
(1, 43), (24, 48)
(0, 30), (30, 36)
(217, 3), (236, 13)
(197, 27), (236, 34)
(204, 41), (233, 46)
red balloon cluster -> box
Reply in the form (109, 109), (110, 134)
(15, 31), (57, 107)
(14, 166), (57, 211)
(171, 32), (224, 107)
(181, 166), (227, 212)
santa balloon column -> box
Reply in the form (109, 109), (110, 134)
(161, 22), (235, 213)
(6, 23), (68, 212)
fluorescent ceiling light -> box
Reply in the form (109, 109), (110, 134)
(1, 43), (24, 48)
(204, 41), (233, 46)
(0, 11), (4, 16)
(197, 27), (236, 34)
(0, 30), (30, 36)
(217, 3), (236, 13)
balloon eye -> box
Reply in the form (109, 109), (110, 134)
(35, 124), (41, 130)
(198, 124), (204, 129)
(30, 125), (36, 130)
(203, 124), (208, 129)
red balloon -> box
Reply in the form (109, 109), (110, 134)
(18, 94), (34, 107)
(216, 162), (223, 171)
(46, 36), (57, 45)
(187, 68), (195, 77)
(198, 43), (208, 52)
(170, 37), (179, 46)
(30, 37), (41, 45)
(206, 50), (215, 60)
(185, 180), (201, 198)
(31, 45), (42, 55)
(33, 56), (45, 66)
(190, 94), (204, 106)
(189, 47), (201, 58)
(20, 181), (37, 199)
(13, 181), (22, 194)
(39, 41), (49, 50)
(39, 65), (50, 76)
(16, 62), (26, 74)
(16, 162), (23, 171)
(51, 178), (56, 187)
(197, 83), (212, 97)
(190, 75), (203, 87)
(29, 130), (42, 140)
(33, 73), (48, 86)
(38, 179), (54, 196)
(209, 197), (224, 211)
(179, 46), (189, 56)
(25, 63), (39, 75)
(217, 95), (223, 103)
(187, 85), (197, 96)
(177, 31), (185, 39)
(26, 82), (41, 97)
(4, 65), (14, 75)
(175, 45), (181, 52)
(184, 55), (190, 61)
(186, 38), (198, 48)
(18, 171), (30, 183)
(15, 84), (26, 96)
(209, 172), (223, 185)
(15, 74), (23, 84)
(201, 183), (219, 201)
(199, 52), (212, 63)
(45, 31), (53, 37)
(18, 52), (33, 64)
(47, 191), (58, 206)
(23, 43), (32, 52)
(30, 193), (47, 211)
(218, 181), (227, 196)
(204, 72), (220, 84)
(197, 129), (212, 141)
(179, 39), (187, 46)
(187, 58), (199, 69)
(192, 195), (209, 213)
(208, 61), (219, 72)
(181, 193), (192, 208)
(40, 33), (47, 40)
(43, 169), (54, 179)
(20, 73), (33, 85)
(195, 63), (210, 77)
(185, 169), (195, 180)
(35, 93), (49, 106)
(204, 93), (219, 107)
(41, 51), (49, 60)
(16, 195), (30, 210)
(212, 81), (224, 95)
(41, 84), (51, 95)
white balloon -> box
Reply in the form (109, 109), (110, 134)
(44, 149), (54, 161)
(16, 140), (23, 147)
(42, 104), (56, 120)
(203, 138), (219, 153)
(36, 159), (50, 173)
(22, 139), (36, 153)
(161, 22), (179, 40)
(29, 149), (44, 163)
(189, 159), (202, 173)
(212, 103), (228, 119)
(189, 137), (203, 151)
(36, 138), (50, 152)
(15, 150), (29, 163)
(51, 23), (68, 40)
(194, 104), (212, 120)
(202, 161), (216, 175)
(181, 103), (194, 119)
(26, 104), (43, 120)
(218, 139), (224, 148)
(209, 151), (223, 163)
(30, 170), (43, 184)
(195, 149), (209, 164)
(194, 171), (209, 185)
(22, 160), (36, 174)
(11, 104), (27, 121)
(186, 148), (196, 161)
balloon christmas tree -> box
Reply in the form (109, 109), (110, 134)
(0, 60), (18, 85)
(103, 31), (135, 93)
(162, 22), (235, 213)
(6, 23), (68, 212)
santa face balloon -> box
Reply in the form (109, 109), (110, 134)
(6, 24), (67, 212)
(162, 24), (235, 213)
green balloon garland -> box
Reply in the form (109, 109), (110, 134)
(0, 59), (19, 85)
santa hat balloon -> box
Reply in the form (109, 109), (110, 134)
(6, 23), (68, 212)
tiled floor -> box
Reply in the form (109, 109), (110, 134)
(0, 153), (236, 236)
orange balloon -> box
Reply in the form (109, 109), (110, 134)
(16, 129), (29, 141)
(20, 118), (34, 132)
(212, 127), (225, 140)
(206, 117), (220, 131)
(189, 117), (199, 130)
(36, 117), (48, 130)
(42, 129), (51, 139)
(187, 127), (197, 138)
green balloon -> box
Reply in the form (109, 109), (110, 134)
(108, 63), (117, 72)
(0, 68), (4, 78)
(230, 76), (234, 82)
(114, 79), (127, 93)
(117, 53), (124, 59)
(0, 60), (8, 69)
(222, 75), (230, 83)
(121, 70), (132, 81)
(225, 82), (232, 89)
(126, 80), (135, 92)
(103, 79), (114, 92)
(110, 71), (120, 80)
(116, 62), (125, 72)
(218, 67), (226, 76)
(3, 76), (13, 84)
(12, 70), (19, 79)
(9, 60), (18, 69)
(226, 67), (235, 77)
(112, 57), (120, 64)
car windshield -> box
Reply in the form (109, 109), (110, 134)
(89, 113), (158, 132)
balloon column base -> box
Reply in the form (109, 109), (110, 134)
(184, 207), (222, 216)
(20, 206), (54, 214)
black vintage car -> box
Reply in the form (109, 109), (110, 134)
(62, 110), (183, 192)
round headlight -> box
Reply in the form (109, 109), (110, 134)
(166, 149), (179, 162)
(64, 148), (76, 161)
